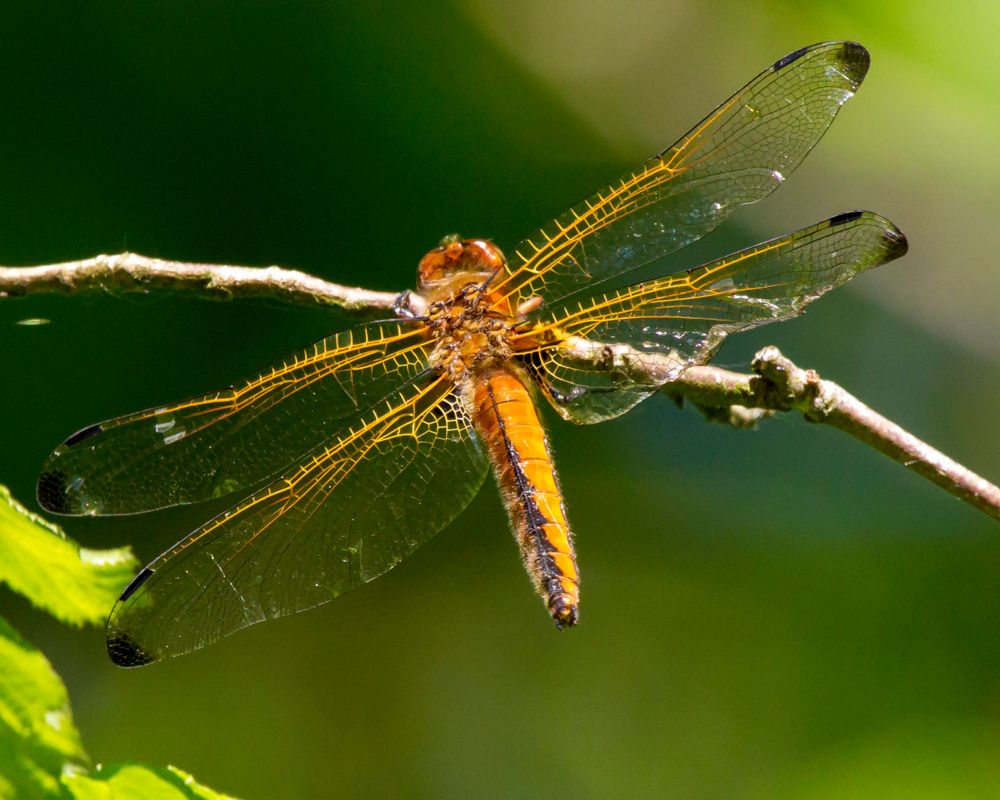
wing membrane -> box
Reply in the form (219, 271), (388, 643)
(493, 41), (870, 312)
(106, 374), (488, 665)
(521, 211), (907, 423)
(37, 319), (431, 515)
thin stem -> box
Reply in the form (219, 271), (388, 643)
(673, 348), (1000, 522)
(3, 252), (998, 523)
(0, 252), (399, 313)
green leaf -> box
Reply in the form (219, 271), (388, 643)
(62, 763), (238, 800)
(0, 487), (236, 798)
(0, 486), (137, 626)
(165, 766), (236, 800)
(0, 616), (86, 800)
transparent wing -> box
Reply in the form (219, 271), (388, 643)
(106, 374), (488, 666)
(518, 211), (907, 424)
(492, 41), (870, 313)
(37, 319), (431, 515)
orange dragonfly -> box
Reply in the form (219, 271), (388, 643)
(37, 41), (906, 666)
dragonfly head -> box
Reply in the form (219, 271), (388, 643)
(417, 235), (505, 295)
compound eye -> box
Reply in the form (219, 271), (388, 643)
(468, 240), (505, 273)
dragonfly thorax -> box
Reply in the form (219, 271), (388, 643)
(426, 282), (515, 382)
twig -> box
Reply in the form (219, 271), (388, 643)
(0, 252), (399, 313)
(3, 252), (998, 523)
(672, 348), (1000, 522)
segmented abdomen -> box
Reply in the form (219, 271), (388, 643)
(469, 365), (579, 628)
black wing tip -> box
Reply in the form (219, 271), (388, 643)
(64, 423), (104, 448)
(881, 225), (909, 261)
(106, 568), (159, 666)
(37, 425), (105, 514)
(827, 210), (909, 262)
(773, 41), (870, 86)
(36, 469), (73, 514)
(107, 630), (156, 667)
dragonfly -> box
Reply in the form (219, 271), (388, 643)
(37, 41), (907, 666)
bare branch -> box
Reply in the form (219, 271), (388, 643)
(0, 252), (399, 313)
(3, 251), (998, 523)
(667, 347), (1000, 522)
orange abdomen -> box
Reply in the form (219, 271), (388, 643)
(469, 365), (579, 628)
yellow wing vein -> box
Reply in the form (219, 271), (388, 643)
(161, 374), (451, 564)
(126, 327), (431, 437)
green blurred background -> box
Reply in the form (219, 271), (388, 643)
(2, 2), (1000, 797)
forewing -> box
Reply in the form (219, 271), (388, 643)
(106, 375), (488, 666)
(37, 319), (431, 515)
(493, 41), (869, 312)
(521, 212), (907, 424)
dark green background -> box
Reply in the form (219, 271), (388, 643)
(2, 3), (999, 798)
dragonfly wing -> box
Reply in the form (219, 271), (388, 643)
(106, 374), (488, 666)
(494, 41), (869, 313)
(38, 319), (431, 516)
(521, 212), (907, 424)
